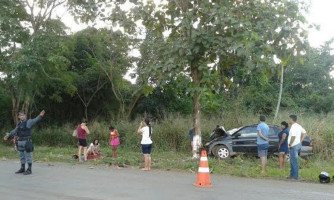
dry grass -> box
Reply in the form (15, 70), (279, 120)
(1, 111), (333, 159)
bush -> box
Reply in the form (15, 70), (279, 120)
(5, 111), (334, 160)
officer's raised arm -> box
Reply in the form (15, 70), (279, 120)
(26, 110), (46, 129)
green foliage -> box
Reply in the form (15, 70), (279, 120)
(284, 43), (334, 114)
(0, 87), (11, 129)
(135, 78), (193, 118)
(22, 111), (334, 161)
(0, 0), (333, 136)
(0, 0), (29, 48)
(119, 0), (310, 134)
(1, 142), (333, 183)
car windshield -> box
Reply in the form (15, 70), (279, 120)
(227, 127), (241, 135)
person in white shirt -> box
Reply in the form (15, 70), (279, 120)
(137, 118), (153, 171)
(87, 139), (100, 156)
(287, 115), (307, 180)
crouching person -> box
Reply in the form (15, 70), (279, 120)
(3, 110), (45, 175)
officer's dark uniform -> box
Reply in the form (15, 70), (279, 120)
(8, 115), (42, 175)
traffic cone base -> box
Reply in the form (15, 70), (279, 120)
(194, 149), (212, 188)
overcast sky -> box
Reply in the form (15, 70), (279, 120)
(61, 0), (333, 48)
(307, 0), (334, 47)
(1, 1), (333, 79)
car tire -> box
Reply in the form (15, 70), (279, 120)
(213, 145), (230, 159)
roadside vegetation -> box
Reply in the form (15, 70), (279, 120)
(1, 112), (334, 183)
(1, 0), (334, 183)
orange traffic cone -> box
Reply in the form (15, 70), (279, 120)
(194, 149), (212, 187)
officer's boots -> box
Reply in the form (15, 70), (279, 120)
(15, 164), (25, 174)
(23, 163), (32, 175)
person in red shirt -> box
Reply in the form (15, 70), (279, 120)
(77, 119), (90, 161)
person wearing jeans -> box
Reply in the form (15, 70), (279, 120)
(287, 115), (307, 180)
(289, 143), (302, 178)
(256, 115), (270, 174)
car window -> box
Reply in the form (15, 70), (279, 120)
(269, 126), (279, 136)
(237, 126), (258, 137)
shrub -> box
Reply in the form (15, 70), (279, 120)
(3, 111), (334, 160)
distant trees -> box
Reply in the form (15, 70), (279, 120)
(0, 0), (334, 129)
(284, 42), (334, 114)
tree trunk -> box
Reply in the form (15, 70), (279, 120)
(190, 64), (202, 158)
(192, 91), (201, 136)
(126, 92), (143, 120)
(190, 66), (202, 136)
(84, 106), (88, 121)
(11, 95), (31, 124)
(274, 64), (284, 121)
(12, 98), (19, 125)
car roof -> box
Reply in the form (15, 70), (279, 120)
(227, 124), (279, 135)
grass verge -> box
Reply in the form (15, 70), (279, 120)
(1, 144), (333, 183)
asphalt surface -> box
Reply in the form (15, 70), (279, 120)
(0, 160), (333, 200)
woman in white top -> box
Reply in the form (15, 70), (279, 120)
(87, 139), (100, 156)
(137, 118), (153, 171)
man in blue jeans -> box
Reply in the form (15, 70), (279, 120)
(287, 115), (307, 180)
(257, 115), (269, 174)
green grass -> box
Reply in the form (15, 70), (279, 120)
(1, 144), (333, 183)
(1, 111), (334, 183)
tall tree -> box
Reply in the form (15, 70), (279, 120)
(0, 0), (76, 122)
(126, 0), (309, 155)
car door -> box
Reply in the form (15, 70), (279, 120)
(268, 126), (280, 153)
(232, 126), (258, 154)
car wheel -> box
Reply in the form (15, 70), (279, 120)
(213, 145), (230, 159)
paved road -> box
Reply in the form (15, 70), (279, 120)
(0, 160), (333, 200)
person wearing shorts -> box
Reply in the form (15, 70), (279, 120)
(278, 121), (289, 169)
(137, 118), (153, 171)
(142, 144), (152, 155)
(76, 119), (90, 161)
(256, 115), (269, 174)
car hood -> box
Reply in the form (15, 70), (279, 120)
(205, 135), (231, 146)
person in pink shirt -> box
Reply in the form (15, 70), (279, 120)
(76, 119), (90, 161)
(109, 126), (120, 158)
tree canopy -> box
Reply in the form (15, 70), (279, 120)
(0, 0), (333, 129)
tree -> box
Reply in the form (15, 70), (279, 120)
(0, 0), (76, 123)
(125, 0), (309, 156)
(69, 28), (134, 120)
(284, 41), (334, 114)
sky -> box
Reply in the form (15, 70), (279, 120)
(307, 0), (334, 47)
(59, 0), (334, 49)
(2, 0), (333, 80)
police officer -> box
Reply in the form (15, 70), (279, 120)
(3, 110), (45, 175)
